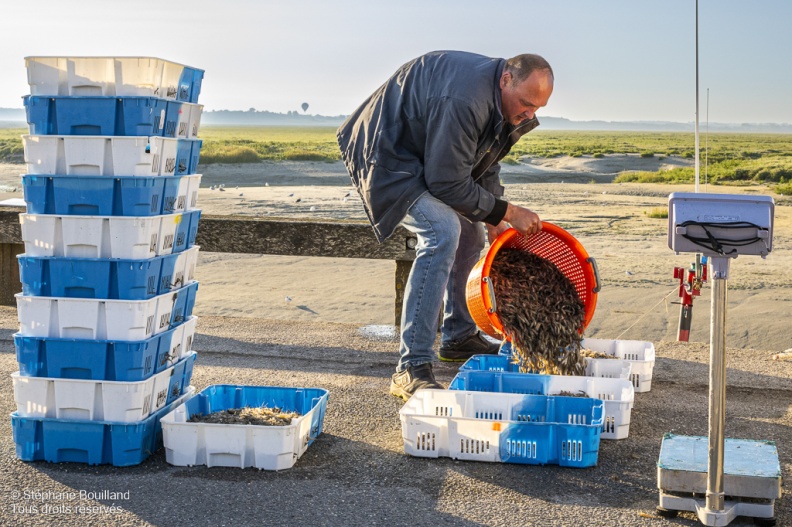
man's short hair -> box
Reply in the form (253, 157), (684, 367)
(504, 54), (554, 83)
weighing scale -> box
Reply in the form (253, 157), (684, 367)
(657, 192), (781, 526)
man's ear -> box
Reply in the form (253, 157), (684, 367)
(499, 71), (512, 89)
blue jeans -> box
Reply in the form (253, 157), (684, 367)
(397, 192), (485, 372)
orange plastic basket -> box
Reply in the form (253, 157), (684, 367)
(466, 223), (600, 339)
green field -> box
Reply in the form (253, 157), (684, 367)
(3, 126), (791, 194)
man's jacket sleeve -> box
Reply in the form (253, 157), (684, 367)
(478, 164), (504, 198)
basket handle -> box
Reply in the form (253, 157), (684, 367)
(587, 257), (602, 293)
(483, 276), (497, 314)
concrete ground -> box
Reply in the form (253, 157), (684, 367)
(1, 307), (790, 527)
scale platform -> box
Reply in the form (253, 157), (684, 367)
(657, 433), (782, 526)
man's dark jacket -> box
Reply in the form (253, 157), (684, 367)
(337, 50), (539, 242)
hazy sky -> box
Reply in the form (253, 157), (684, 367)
(2, 0), (790, 124)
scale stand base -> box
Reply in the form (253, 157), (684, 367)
(657, 434), (781, 526)
(658, 491), (776, 526)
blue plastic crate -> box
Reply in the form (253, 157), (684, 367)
(157, 281), (200, 330)
(175, 209), (201, 253)
(178, 66), (204, 103)
(13, 316), (197, 381)
(188, 139), (202, 175)
(173, 139), (203, 175)
(24, 96), (199, 138)
(11, 387), (195, 466)
(17, 252), (193, 299)
(21, 175), (184, 216)
(449, 370), (549, 394)
(459, 354), (523, 373)
(448, 369), (637, 441)
(185, 385), (329, 419)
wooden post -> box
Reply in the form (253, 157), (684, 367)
(0, 243), (23, 305)
(0, 208), (24, 306)
(394, 259), (412, 327)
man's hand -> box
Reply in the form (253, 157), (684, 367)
(503, 202), (542, 236)
(486, 221), (511, 244)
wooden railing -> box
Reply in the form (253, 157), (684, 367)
(0, 206), (417, 326)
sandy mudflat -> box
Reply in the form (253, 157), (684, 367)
(1, 155), (790, 352)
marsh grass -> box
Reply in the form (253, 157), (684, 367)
(646, 208), (669, 219)
(0, 128), (25, 162)
(3, 125), (792, 192)
(775, 182), (792, 196)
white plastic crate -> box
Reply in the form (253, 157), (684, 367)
(180, 316), (198, 360)
(12, 352), (196, 422)
(154, 315), (199, 369)
(584, 358), (632, 381)
(15, 285), (194, 340)
(25, 57), (202, 101)
(16, 293), (155, 340)
(171, 246), (200, 291)
(546, 376), (634, 440)
(161, 385), (329, 471)
(184, 245), (199, 284)
(582, 338), (656, 392)
(23, 135), (183, 176)
(20, 213), (187, 259)
(173, 175), (202, 213)
(188, 104), (203, 138)
(451, 370), (635, 440)
(184, 174), (201, 210)
(400, 389), (604, 467)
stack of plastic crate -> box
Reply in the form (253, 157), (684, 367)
(10, 57), (205, 466)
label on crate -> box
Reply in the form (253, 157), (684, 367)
(147, 276), (158, 296)
(149, 234), (159, 253)
(176, 195), (186, 210)
(164, 157), (176, 174)
(167, 85), (178, 99)
(162, 234), (174, 251)
(150, 194), (160, 214)
(144, 354), (154, 375)
(163, 196), (176, 213)
(146, 315), (155, 336)
(156, 389), (167, 409)
(161, 273), (172, 292)
(171, 341), (181, 359)
(142, 394), (152, 416)
(158, 351), (171, 368)
(173, 271), (184, 289)
(152, 154), (160, 174)
(159, 311), (172, 331)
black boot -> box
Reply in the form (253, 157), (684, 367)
(438, 331), (500, 362)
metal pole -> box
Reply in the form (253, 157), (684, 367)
(705, 88), (709, 190)
(694, 0), (700, 192)
(706, 257), (729, 512)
